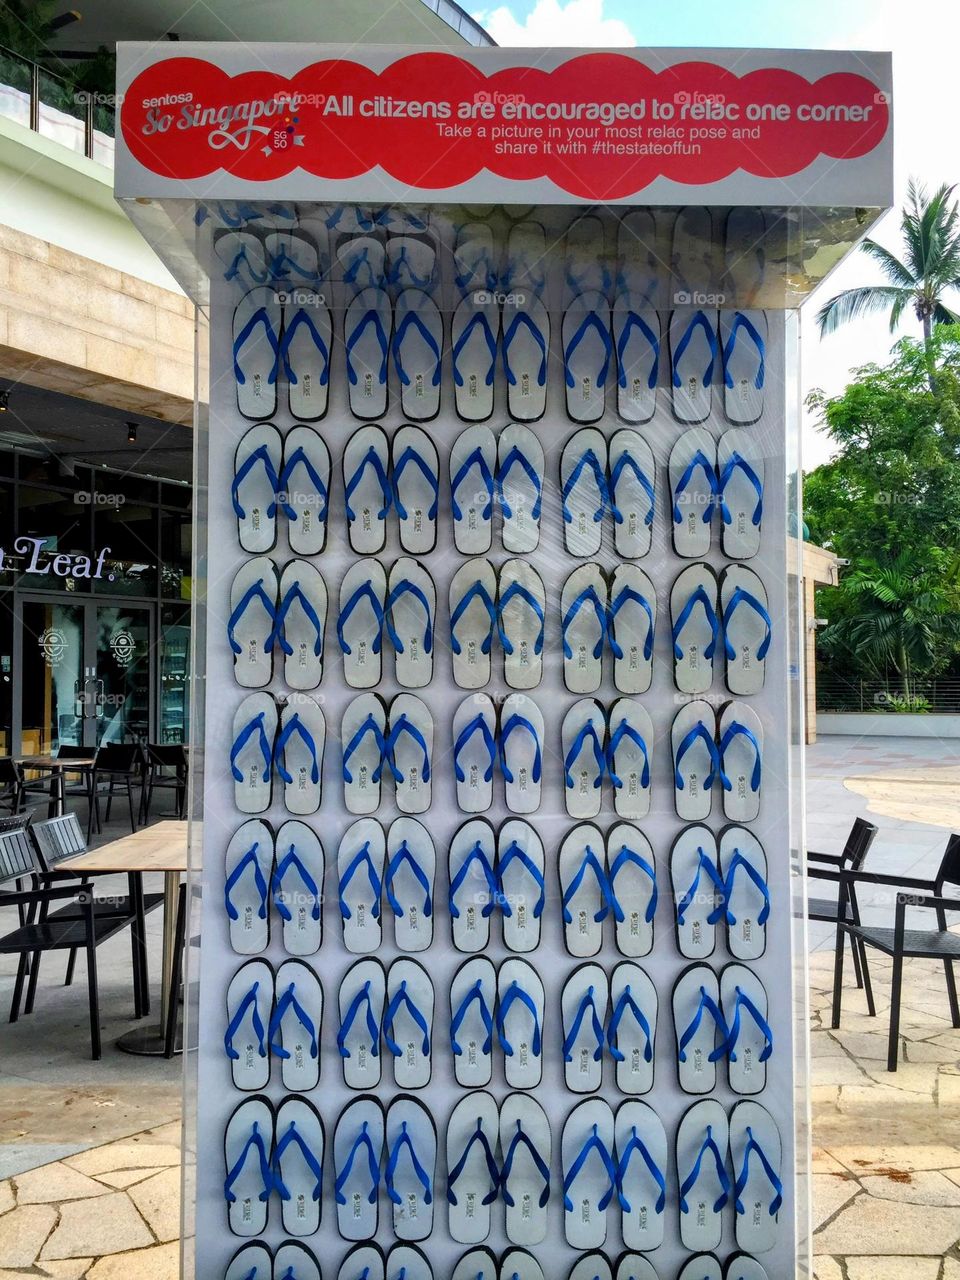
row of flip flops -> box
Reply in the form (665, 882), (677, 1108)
(225, 951), (771, 1099)
(223, 1092), (781, 1255)
(224, 816), (769, 964)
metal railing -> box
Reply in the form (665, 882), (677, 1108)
(0, 45), (115, 165)
(817, 674), (960, 714)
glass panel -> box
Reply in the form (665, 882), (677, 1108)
(0, 591), (12, 756)
(37, 67), (84, 155)
(93, 500), (158, 596)
(92, 102), (115, 166)
(19, 600), (86, 755)
(160, 605), (190, 743)
(14, 486), (94, 593)
(95, 606), (151, 744)
(0, 48), (31, 129)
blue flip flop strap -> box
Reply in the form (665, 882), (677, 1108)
(674, 724), (720, 792)
(449, 842), (497, 919)
(232, 445), (282, 520)
(562, 847), (613, 924)
(562, 586), (607, 661)
(723, 988), (774, 1063)
(345, 305), (390, 384)
(723, 587), (772, 661)
(718, 452), (763, 525)
(337, 581), (385, 657)
(334, 1122), (380, 1204)
(386, 245), (434, 289)
(451, 447), (495, 522)
(454, 715), (498, 784)
(447, 1120), (500, 1206)
(224, 1121), (272, 1203)
(270, 249), (318, 284)
(228, 580), (277, 656)
(497, 840), (546, 918)
(450, 978), (494, 1055)
(233, 308), (281, 385)
(609, 450), (655, 527)
(449, 580), (497, 656)
(385, 1124), (433, 1205)
(724, 850), (771, 926)
(502, 310), (548, 386)
(678, 986), (729, 1063)
(561, 449), (608, 524)
(230, 712), (273, 784)
(224, 983), (267, 1061)
(385, 579), (434, 655)
(672, 585), (720, 660)
(273, 1121), (323, 1202)
(270, 583), (324, 658)
(502, 1122), (551, 1208)
(496, 445), (543, 520)
(677, 848), (727, 926)
(607, 987), (654, 1064)
(278, 446), (329, 519)
(734, 1127), (783, 1215)
(223, 244), (265, 284)
(672, 309), (718, 388)
(382, 981), (431, 1058)
(337, 981), (380, 1057)
(497, 583), (545, 657)
(344, 446), (392, 521)
(564, 309), (613, 388)
(383, 714), (431, 785)
(342, 245), (380, 288)
(563, 720), (606, 791)
(274, 714), (321, 786)
(672, 451), (718, 526)
(498, 714), (543, 786)
(271, 846), (321, 923)
(269, 983), (319, 1059)
(680, 1126), (732, 1215)
(224, 845), (269, 922)
(608, 846), (658, 924)
(719, 721), (762, 793)
(338, 844), (382, 921)
(342, 715), (387, 785)
(607, 586), (655, 662)
(392, 308), (443, 387)
(616, 1127), (667, 1214)
(496, 981), (543, 1057)
(606, 719), (651, 790)
(454, 250), (496, 293)
(392, 446), (440, 520)
(279, 309), (331, 386)
(616, 310), (660, 388)
(385, 841), (433, 919)
(723, 312), (766, 389)
(562, 985), (605, 1062)
(563, 1125), (618, 1214)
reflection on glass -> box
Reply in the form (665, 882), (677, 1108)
(20, 601), (85, 753)
(96, 606), (151, 744)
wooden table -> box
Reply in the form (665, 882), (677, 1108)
(17, 755), (97, 818)
(61, 820), (191, 1056)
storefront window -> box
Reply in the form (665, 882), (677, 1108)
(94, 500), (158, 596)
(0, 590), (12, 756)
(160, 604), (190, 743)
(14, 483), (95, 592)
(160, 507), (192, 599)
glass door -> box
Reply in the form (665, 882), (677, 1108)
(93, 605), (152, 745)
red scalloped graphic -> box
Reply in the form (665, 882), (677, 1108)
(120, 53), (888, 199)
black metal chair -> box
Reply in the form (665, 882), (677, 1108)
(140, 744), (187, 823)
(808, 817), (879, 1013)
(54, 746), (99, 840)
(0, 758), (24, 816)
(832, 831), (960, 1070)
(90, 743), (144, 834)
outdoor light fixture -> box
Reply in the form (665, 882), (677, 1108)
(50, 10), (82, 31)
(126, 421), (138, 443)
(0, 390), (9, 413)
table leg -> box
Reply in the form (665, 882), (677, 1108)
(117, 870), (183, 1057)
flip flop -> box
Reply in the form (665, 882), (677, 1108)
(337, 232), (386, 293)
(721, 309), (767, 425)
(721, 565), (771, 695)
(453, 222), (499, 298)
(334, 1096), (384, 1241)
(502, 291), (549, 423)
(338, 959), (385, 1091)
(343, 425), (392, 554)
(562, 1099), (617, 1250)
(497, 957), (544, 1089)
(453, 1248), (498, 1280)
(730, 1101), (782, 1253)
(338, 818), (385, 954)
(671, 207), (717, 300)
(503, 220), (547, 296)
(225, 1242), (271, 1280)
(387, 233), (437, 291)
(672, 701), (719, 821)
(614, 1254), (659, 1280)
(450, 956), (496, 1087)
(386, 1244), (433, 1280)
(671, 564), (720, 694)
(725, 1255), (770, 1280)
(608, 429), (655, 559)
(565, 213), (609, 299)
(339, 1244), (386, 1280)
(274, 1242), (321, 1280)
(607, 823), (657, 959)
(338, 560), (387, 690)
(385, 1095), (436, 1241)
(569, 1255), (613, 1280)
(563, 289), (612, 423)
(272, 560), (326, 692)
(229, 557), (278, 689)
(608, 964), (657, 1096)
(677, 1099), (731, 1253)
(498, 818), (546, 954)
(271, 819), (323, 957)
(497, 423), (544, 553)
(345, 285), (392, 418)
(562, 699), (607, 820)
(341, 694), (388, 815)
(392, 425), (440, 556)
(721, 963), (773, 1095)
(500, 1250), (545, 1280)
(449, 819), (498, 954)
(272, 1095), (324, 1237)
(216, 229), (268, 290)
(608, 565), (656, 696)
(719, 825), (770, 961)
(717, 428), (764, 559)
(615, 1100), (666, 1252)
(670, 429), (717, 559)
(613, 295), (659, 424)
(224, 1095), (274, 1236)
(562, 962), (609, 1094)
(679, 1259), (722, 1280)
(670, 309), (718, 425)
(233, 287), (281, 419)
(617, 210), (659, 306)
(718, 701), (763, 821)
(446, 1091), (500, 1244)
(231, 693), (278, 814)
(384, 958), (433, 1089)
(725, 207), (767, 307)
(225, 959), (273, 1091)
(279, 425), (330, 556)
(500, 1094), (552, 1247)
(387, 560), (436, 690)
(561, 564), (608, 695)
(224, 820), (274, 955)
(280, 293), (332, 421)
(234, 424), (284, 554)
(275, 696), (324, 816)
(454, 693), (499, 813)
(451, 425), (497, 555)
(606, 698), (654, 821)
(452, 293), (500, 422)
(266, 228), (321, 286)
(499, 692), (544, 815)
(559, 823), (610, 959)
(385, 694), (433, 815)
(673, 963), (728, 1095)
(393, 289), (443, 421)
(386, 817), (435, 953)
(450, 559), (498, 689)
(671, 824), (723, 959)
(270, 958), (322, 1092)
(498, 559), (546, 690)
(561, 428), (608, 558)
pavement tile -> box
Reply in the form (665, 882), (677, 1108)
(829, 1144), (960, 1174)
(0, 1185), (11, 1217)
(64, 1142), (181, 1178)
(811, 1258), (844, 1280)
(93, 1168), (165, 1190)
(814, 1194), (960, 1254)
(812, 1173), (860, 1228)
(904, 1039), (960, 1064)
(0, 1204), (57, 1268)
(813, 1055), (870, 1087)
(38, 1263), (93, 1279)
(16, 1162), (110, 1204)
(86, 1242), (179, 1279)
(845, 1257), (942, 1280)
(127, 1168), (180, 1244)
(860, 1169), (960, 1206)
(40, 1192), (153, 1260)
(812, 1147), (849, 1174)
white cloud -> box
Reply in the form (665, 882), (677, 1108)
(473, 0), (635, 47)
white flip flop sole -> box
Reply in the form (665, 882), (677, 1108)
(670, 428), (716, 559)
(454, 693), (498, 814)
(500, 693), (544, 815)
(561, 428), (608, 558)
(502, 294), (549, 422)
(451, 425), (497, 555)
(224, 1095), (274, 1237)
(559, 823), (607, 959)
(718, 427), (764, 559)
(562, 1098), (615, 1250)
(721, 963), (771, 1095)
(338, 958), (385, 1091)
(720, 825), (768, 961)
(273, 818), (324, 957)
(339, 561), (386, 690)
(608, 698), (654, 821)
(232, 693), (277, 815)
(719, 700), (763, 822)
(389, 693), (433, 816)
(392, 425), (439, 556)
(671, 824), (720, 959)
(671, 564), (719, 694)
(273, 958), (322, 1091)
(673, 963), (724, 1095)
(276, 560), (326, 691)
(498, 423), (544, 553)
(387, 816), (435, 953)
(343, 425), (391, 554)
(731, 1100), (781, 1254)
(284, 295), (332, 421)
(277, 696), (324, 816)
(677, 1098), (729, 1253)
(385, 957), (433, 1089)
(562, 699), (607, 820)
(274, 1094), (324, 1237)
(230, 556), (278, 689)
(607, 822), (656, 958)
(234, 287), (281, 420)
(609, 429), (655, 559)
(282, 424), (330, 556)
(345, 286), (392, 419)
(234, 424), (283, 554)
(613, 294), (660, 423)
(609, 564), (656, 695)
(500, 1094), (551, 1247)
(341, 693), (387, 815)
(385, 1096), (436, 1241)
(447, 1091), (500, 1245)
(225, 959), (272, 1091)
(562, 962), (609, 1094)
(225, 819), (274, 955)
(616, 1100), (667, 1251)
(609, 963), (657, 1096)
(498, 957), (544, 1090)
(452, 294), (499, 423)
(498, 818), (545, 954)
(334, 1097), (384, 1241)
(450, 559), (497, 690)
(721, 565), (769, 696)
(721, 308), (767, 425)
(563, 289), (611, 424)
(449, 819), (497, 954)
(499, 560), (545, 690)
(672, 701), (717, 822)
(450, 956), (496, 1087)
(393, 288), (443, 421)
(338, 817), (385, 954)
(561, 564), (608, 695)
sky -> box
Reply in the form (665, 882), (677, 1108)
(469, 0), (960, 469)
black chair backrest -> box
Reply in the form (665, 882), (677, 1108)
(96, 743), (143, 773)
(0, 813), (31, 836)
(56, 746), (90, 760)
(31, 813), (87, 871)
(935, 832), (960, 893)
(147, 744), (187, 770)
(844, 817), (879, 871)
(0, 758), (22, 787)
(0, 828), (38, 886)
